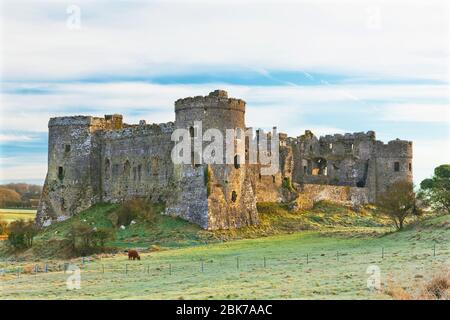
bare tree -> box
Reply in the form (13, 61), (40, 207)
(377, 180), (417, 230)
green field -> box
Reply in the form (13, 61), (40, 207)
(0, 203), (448, 300)
(0, 209), (36, 224)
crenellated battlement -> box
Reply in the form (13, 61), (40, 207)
(375, 138), (413, 158)
(49, 114), (124, 131)
(175, 90), (246, 113)
(49, 116), (94, 127)
(100, 122), (174, 140)
(320, 131), (376, 143)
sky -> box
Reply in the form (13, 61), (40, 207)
(0, 0), (449, 186)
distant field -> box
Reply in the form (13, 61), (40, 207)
(0, 209), (36, 223)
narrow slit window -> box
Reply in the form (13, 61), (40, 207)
(58, 166), (64, 180)
(234, 155), (240, 169)
(231, 191), (237, 203)
(394, 162), (400, 172)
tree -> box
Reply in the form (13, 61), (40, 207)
(0, 187), (22, 207)
(377, 180), (417, 230)
(94, 227), (115, 248)
(67, 222), (114, 255)
(7, 220), (37, 249)
(419, 164), (450, 214)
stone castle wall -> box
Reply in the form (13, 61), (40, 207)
(36, 89), (413, 230)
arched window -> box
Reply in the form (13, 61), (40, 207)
(189, 126), (195, 138)
(123, 160), (131, 180)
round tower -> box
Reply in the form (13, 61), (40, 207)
(167, 90), (258, 230)
(372, 139), (413, 199)
(175, 89), (246, 132)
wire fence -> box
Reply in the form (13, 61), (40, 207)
(1, 243), (448, 281)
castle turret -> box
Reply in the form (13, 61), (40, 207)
(36, 116), (105, 226)
(366, 139), (413, 201)
(166, 90), (258, 229)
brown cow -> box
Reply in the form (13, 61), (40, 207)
(128, 249), (140, 261)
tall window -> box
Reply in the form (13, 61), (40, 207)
(124, 160), (131, 179)
(234, 155), (240, 169)
(231, 191), (237, 203)
(105, 159), (111, 180)
(394, 162), (400, 172)
(58, 166), (64, 180)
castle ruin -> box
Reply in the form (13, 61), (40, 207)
(37, 90), (413, 230)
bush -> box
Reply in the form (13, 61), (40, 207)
(423, 275), (450, 299)
(0, 219), (8, 235)
(113, 199), (158, 227)
(282, 177), (293, 192)
(67, 221), (115, 256)
(387, 273), (450, 300)
(7, 220), (37, 250)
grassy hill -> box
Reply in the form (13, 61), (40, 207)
(19, 200), (396, 259)
(0, 212), (448, 299)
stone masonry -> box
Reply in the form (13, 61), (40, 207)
(36, 90), (413, 230)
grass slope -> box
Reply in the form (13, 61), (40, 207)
(0, 214), (448, 299)
(27, 201), (394, 258)
(33, 203), (207, 255)
(1, 202), (447, 299)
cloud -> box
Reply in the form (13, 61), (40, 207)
(0, 0), (449, 185)
(382, 104), (450, 123)
(0, 0), (448, 82)
(413, 139), (450, 185)
(0, 163), (46, 183)
(0, 134), (34, 142)
(1, 82), (449, 134)
(0, 154), (47, 183)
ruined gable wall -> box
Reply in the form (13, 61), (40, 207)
(291, 131), (376, 188)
